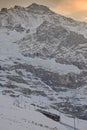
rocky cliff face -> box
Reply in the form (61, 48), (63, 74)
(0, 3), (87, 33)
(0, 3), (87, 119)
(19, 20), (87, 71)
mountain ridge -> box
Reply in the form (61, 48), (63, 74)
(0, 3), (87, 23)
(0, 3), (87, 29)
(0, 3), (87, 121)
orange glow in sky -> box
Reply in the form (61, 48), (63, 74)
(0, 0), (87, 22)
(51, 0), (87, 21)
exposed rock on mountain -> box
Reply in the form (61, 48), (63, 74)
(27, 3), (51, 14)
(18, 20), (87, 71)
(0, 3), (87, 121)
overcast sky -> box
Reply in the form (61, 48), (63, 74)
(0, 0), (87, 21)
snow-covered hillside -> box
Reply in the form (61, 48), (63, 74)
(0, 3), (87, 130)
(0, 3), (87, 35)
(0, 92), (87, 130)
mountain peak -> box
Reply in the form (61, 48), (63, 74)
(1, 8), (8, 13)
(14, 5), (25, 10)
(26, 3), (51, 14)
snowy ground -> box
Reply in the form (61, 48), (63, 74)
(0, 28), (81, 75)
(0, 93), (87, 130)
(0, 28), (87, 130)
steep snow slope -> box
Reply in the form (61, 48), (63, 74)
(0, 28), (81, 75)
(0, 3), (87, 130)
(19, 21), (87, 69)
(18, 21), (87, 89)
(0, 3), (87, 36)
(0, 27), (87, 119)
(0, 93), (87, 130)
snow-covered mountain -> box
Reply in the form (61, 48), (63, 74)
(0, 3), (87, 130)
(0, 3), (87, 34)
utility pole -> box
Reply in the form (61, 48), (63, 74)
(74, 116), (76, 130)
